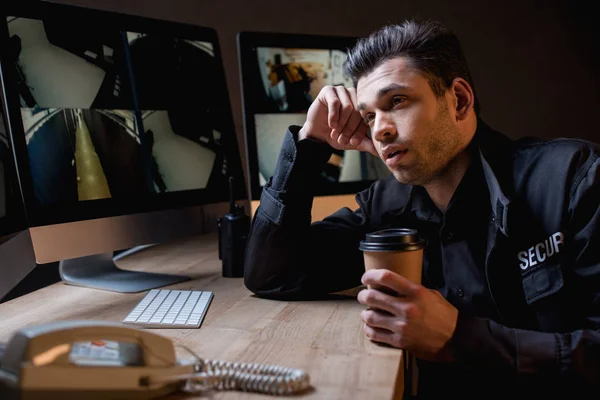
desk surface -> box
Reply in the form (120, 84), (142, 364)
(0, 233), (403, 399)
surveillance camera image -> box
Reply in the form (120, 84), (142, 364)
(8, 16), (244, 207)
(20, 108), (149, 205)
(261, 48), (353, 113)
(141, 110), (217, 193)
(6, 16), (133, 110)
(126, 32), (243, 195)
(251, 47), (390, 189)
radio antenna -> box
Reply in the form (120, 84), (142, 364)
(228, 176), (235, 213)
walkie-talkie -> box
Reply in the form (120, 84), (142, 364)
(218, 176), (250, 277)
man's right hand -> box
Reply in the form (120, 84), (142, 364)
(299, 86), (377, 156)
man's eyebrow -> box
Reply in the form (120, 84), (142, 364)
(357, 83), (410, 111)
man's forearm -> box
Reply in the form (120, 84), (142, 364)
(243, 185), (315, 298)
(243, 126), (333, 298)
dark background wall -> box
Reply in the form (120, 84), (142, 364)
(52, 0), (599, 171)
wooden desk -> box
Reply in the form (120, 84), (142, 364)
(0, 233), (403, 399)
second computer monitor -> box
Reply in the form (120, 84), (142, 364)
(237, 31), (390, 201)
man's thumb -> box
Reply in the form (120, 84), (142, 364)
(358, 138), (378, 157)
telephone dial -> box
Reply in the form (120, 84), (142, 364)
(0, 320), (311, 399)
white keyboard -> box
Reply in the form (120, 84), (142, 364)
(123, 289), (213, 329)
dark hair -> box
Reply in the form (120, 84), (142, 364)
(343, 19), (480, 114)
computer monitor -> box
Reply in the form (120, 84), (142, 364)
(0, 102), (37, 301)
(0, 2), (248, 293)
(237, 31), (391, 202)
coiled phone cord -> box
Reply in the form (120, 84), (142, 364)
(193, 358), (310, 395)
(147, 346), (311, 396)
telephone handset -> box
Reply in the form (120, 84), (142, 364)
(0, 320), (311, 399)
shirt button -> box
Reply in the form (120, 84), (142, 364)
(456, 288), (464, 298)
(446, 232), (454, 241)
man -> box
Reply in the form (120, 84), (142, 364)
(244, 19), (600, 396)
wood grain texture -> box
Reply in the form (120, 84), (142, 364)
(0, 233), (403, 399)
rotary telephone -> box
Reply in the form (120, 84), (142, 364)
(0, 320), (311, 399)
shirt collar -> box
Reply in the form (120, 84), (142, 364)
(409, 185), (441, 223)
(474, 120), (513, 237)
(409, 140), (488, 224)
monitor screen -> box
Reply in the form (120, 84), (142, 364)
(238, 31), (390, 200)
(1, 4), (246, 228)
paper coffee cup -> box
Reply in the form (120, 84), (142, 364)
(359, 228), (424, 397)
(359, 228), (425, 294)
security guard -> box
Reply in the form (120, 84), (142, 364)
(243, 20), (600, 397)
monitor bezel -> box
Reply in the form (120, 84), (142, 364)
(0, 1), (247, 228)
(0, 100), (27, 241)
(237, 30), (379, 201)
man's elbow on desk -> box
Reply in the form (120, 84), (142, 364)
(244, 267), (293, 299)
(243, 268), (321, 301)
(244, 275), (282, 299)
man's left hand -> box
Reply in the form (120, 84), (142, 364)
(357, 269), (458, 362)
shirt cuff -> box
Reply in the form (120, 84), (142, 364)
(269, 125), (333, 192)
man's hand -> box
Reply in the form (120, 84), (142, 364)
(299, 85), (377, 156)
(357, 269), (458, 362)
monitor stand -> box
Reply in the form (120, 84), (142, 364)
(58, 250), (190, 293)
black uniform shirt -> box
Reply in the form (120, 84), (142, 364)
(411, 147), (497, 320)
(404, 146), (504, 395)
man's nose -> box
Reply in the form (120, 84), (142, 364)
(371, 113), (397, 142)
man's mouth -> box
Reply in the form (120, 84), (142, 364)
(387, 150), (404, 159)
(385, 149), (408, 166)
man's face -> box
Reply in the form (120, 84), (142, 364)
(356, 57), (464, 186)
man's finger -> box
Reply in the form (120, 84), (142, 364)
(349, 123), (370, 147)
(363, 324), (399, 348)
(357, 132), (378, 156)
(357, 288), (402, 316)
(331, 86), (356, 143)
(338, 111), (364, 146)
(320, 87), (341, 131)
(349, 131), (364, 147)
(361, 269), (420, 297)
(346, 89), (377, 154)
(361, 308), (402, 331)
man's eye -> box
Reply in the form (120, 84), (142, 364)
(392, 96), (405, 106)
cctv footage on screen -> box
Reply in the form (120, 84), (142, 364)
(6, 16), (237, 206)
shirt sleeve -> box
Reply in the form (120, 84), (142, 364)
(450, 155), (600, 388)
(244, 126), (371, 299)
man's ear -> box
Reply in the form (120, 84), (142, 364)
(450, 78), (475, 121)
